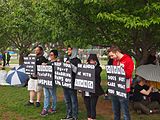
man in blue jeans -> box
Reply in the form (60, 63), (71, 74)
(111, 96), (130, 120)
(61, 46), (81, 120)
(108, 45), (134, 120)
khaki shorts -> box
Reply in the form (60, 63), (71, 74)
(28, 78), (43, 92)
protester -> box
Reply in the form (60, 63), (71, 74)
(107, 45), (134, 120)
(25, 46), (48, 107)
(133, 77), (160, 114)
(83, 54), (104, 120)
(40, 50), (58, 116)
(61, 46), (81, 120)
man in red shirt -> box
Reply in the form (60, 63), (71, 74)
(108, 45), (134, 120)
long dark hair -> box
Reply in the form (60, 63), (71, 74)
(87, 54), (100, 66)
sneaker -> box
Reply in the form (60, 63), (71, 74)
(48, 108), (56, 114)
(36, 102), (41, 107)
(40, 109), (48, 116)
(24, 101), (34, 106)
(61, 117), (73, 120)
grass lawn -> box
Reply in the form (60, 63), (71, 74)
(0, 86), (160, 120)
(10, 59), (19, 64)
(0, 67), (159, 120)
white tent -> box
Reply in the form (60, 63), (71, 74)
(0, 70), (10, 85)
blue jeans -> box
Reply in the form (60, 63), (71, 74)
(111, 96), (130, 120)
(63, 88), (78, 119)
(43, 86), (57, 110)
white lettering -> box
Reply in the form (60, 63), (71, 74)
(108, 82), (116, 87)
(116, 91), (127, 98)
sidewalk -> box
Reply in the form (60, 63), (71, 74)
(5, 64), (19, 68)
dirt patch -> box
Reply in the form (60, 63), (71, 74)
(97, 98), (113, 114)
(2, 111), (24, 120)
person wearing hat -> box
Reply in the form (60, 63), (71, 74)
(40, 50), (58, 116)
(83, 54), (104, 120)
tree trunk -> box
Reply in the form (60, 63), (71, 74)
(18, 48), (33, 65)
(19, 52), (24, 65)
(140, 48), (149, 65)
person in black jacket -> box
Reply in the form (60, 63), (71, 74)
(25, 46), (48, 107)
(6, 52), (11, 66)
(83, 54), (104, 120)
(61, 47), (81, 120)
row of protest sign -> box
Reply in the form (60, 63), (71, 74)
(24, 56), (96, 93)
(24, 56), (127, 98)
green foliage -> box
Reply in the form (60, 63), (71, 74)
(0, 0), (160, 65)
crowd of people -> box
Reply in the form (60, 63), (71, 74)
(23, 45), (160, 120)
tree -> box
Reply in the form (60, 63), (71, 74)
(84, 0), (160, 65)
(0, 0), (48, 64)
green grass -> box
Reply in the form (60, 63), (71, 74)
(0, 86), (159, 120)
(10, 59), (19, 64)
(1, 66), (160, 120)
(0, 86), (107, 120)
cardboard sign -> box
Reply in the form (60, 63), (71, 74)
(24, 56), (36, 76)
(54, 62), (72, 88)
(106, 65), (127, 99)
(37, 65), (53, 88)
(75, 64), (95, 93)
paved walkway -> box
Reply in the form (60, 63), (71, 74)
(5, 64), (19, 68)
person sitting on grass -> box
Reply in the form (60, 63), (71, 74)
(133, 77), (160, 114)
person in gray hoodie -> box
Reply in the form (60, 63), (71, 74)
(61, 46), (81, 120)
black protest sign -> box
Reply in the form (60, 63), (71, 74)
(54, 62), (72, 88)
(37, 65), (53, 88)
(24, 56), (36, 76)
(106, 65), (127, 99)
(75, 64), (95, 93)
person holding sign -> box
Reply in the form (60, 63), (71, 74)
(25, 46), (48, 107)
(40, 50), (58, 116)
(107, 45), (134, 120)
(61, 46), (81, 120)
(83, 54), (104, 120)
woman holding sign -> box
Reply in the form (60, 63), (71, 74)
(83, 54), (104, 120)
(40, 50), (58, 116)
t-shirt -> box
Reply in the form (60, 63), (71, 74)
(31, 55), (48, 79)
(133, 84), (149, 101)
